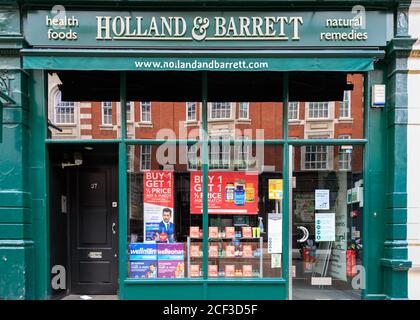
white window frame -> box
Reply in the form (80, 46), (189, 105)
(339, 91), (351, 119)
(209, 134), (231, 170)
(140, 145), (152, 171)
(238, 102), (249, 120)
(288, 102), (299, 121)
(126, 101), (134, 123)
(186, 102), (197, 122)
(140, 101), (152, 123)
(187, 144), (199, 171)
(54, 91), (76, 125)
(127, 146), (135, 172)
(338, 135), (352, 171)
(234, 136), (250, 170)
(306, 102), (332, 120)
(208, 102), (233, 120)
(102, 101), (113, 126)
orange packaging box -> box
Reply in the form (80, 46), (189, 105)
(243, 245), (253, 258)
(242, 227), (252, 238)
(225, 227), (235, 238)
(243, 265), (253, 277)
(190, 226), (200, 238)
(190, 265), (200, 277)
(190, 245), (200, 257)
(209, 265), (218, 277)
(209, 245), (218, 257)
(225, 265), (235, 278)
(209, 227), (219, 239)
(225, 245), (235, 257)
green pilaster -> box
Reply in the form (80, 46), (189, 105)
(0, 4), (34, 299)
(380, 0), (415, 300)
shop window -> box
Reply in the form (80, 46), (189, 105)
(209, 135), (231, 170)
(209, 102), (232, 120)
(102, 101), (113, 125)
(239, 102), (249, 120)
(141, 102), (152, 123)
(54, 91), (75, 124)
(186, 102), (197, 122)
(340, 91), (351, 119)
(140, 145), (152, 171)
(307, 102), (330, 119)
(288, 102), (299, 121)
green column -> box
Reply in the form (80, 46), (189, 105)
(0, 5), (35, 299)
(381, 0), (415, 299)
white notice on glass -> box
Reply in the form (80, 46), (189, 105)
(315, 213), (335, 242)
(268, 213), (282, 253)
(315, 189), (330, 210)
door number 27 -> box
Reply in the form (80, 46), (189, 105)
(90, 183), (98, 189)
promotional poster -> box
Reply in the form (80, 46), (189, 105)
(157, 243), (185, 278)
(129, 243), (158, 278)
(190, 172), (258, 214)
(143, 170), (175, 243)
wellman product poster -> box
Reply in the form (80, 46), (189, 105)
(129, 243), (158, 278)
(190, 172), (258, 214)
(157, 243), (185, 278)
(143, 170), (174, 243)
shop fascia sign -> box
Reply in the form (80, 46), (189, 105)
(25, 10), (389, 47)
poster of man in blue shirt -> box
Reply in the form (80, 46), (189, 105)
(157, 208), (174, 243)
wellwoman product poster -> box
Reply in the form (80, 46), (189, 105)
(190, 171), (258, 214)
(157, 243), (185, 278)
(129, 243), (158, 278)
(143, 170), (174, 243)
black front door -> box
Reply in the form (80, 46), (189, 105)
(70, 166), (118, 294)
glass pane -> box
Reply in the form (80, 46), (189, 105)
(208, 72), (283, 140)
(126, 71), (202, 140)
(288, 73), (364, 139)
(47, 72), (121, 140)
(197, 145), (283, 279)
(291, 145), (363, 300)
(127, 144), (203, 279)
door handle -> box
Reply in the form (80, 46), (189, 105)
(112, 222), (116, 234)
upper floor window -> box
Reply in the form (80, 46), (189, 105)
(141, 102), (152, 123)
(126, 102), (134, 122)
(209, 135), (231, 170)
(340, 91), (351, 118)
(308, 102), (330, 119)
(304, 145), (330, 170)
(338, 135), (352, 171)
(234, 136), (250, 170)
(239, 102), (249, 120)
(54, 91), (75, 124)
(140, 145), (152, 170)
(102, 101), (113, 125)
(186, 102), (197, 122)
(288, 102), (299, 121)
(210, 102), (232, 120)
(187, 144), (199, 170)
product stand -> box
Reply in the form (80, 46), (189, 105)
(187, 236), (264, 278)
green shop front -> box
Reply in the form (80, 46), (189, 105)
(0, 0), (414, 300)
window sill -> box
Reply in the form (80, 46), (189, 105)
(54, 123), (76, 127)
(338, 118), (354, 123)
(306, 118), (333, 122)
(208, 118), (234, 122)
(100, 125), (114, 130)
(137, 122), (153, 127)
(124, 278), (287, 284)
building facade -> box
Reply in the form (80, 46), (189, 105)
(0, 0), (418, 300)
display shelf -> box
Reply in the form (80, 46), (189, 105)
(187, 236), (263, 278)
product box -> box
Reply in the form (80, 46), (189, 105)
(190, 226), (200, 238)
(243, 265), (253, 277)
(209, 227), (219, 239)
(225, 265), (235, 278)
(129, 243), (158, 278)
(225, 227), (235, 238)
(209, 265), (218, 278)
(157, 243), (185, 278)
(209, 245), (219, 258)
(242, 227), (252, 238)
(225, 245), (235, 257)
(243, 245), (253, 258)
(190, 265), (200, 277)
(190, 244), (200, 257)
